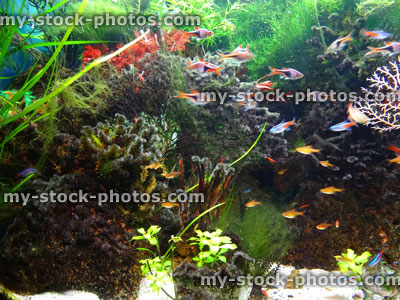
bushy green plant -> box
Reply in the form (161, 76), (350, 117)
(147, 0), (245, 46)
(221, 202), (292, 261)
(139, 257), (173, 293)
(334, 249), (371, 276)
(188, 228), (237, 267)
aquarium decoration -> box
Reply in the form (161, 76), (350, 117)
(1, 0), (400, 299)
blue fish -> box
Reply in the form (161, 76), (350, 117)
(369, 251), (384, 267)
(18, 168), (37, 178)
(329, 120), (357, 132)
(243, 186), (255, 193)
(269, 119), (296, 134)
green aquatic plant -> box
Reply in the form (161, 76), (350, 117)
(147, 0), (245, 46)
(131, 203), (225, 296)
(188, 228), (237, 267)
(355, 0), (394, 17)
(334, 249), (371, 276)
(223, 202), (292, 261)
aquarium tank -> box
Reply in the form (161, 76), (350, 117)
(1, 0), (400, 299)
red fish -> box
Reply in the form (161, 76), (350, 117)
(264, 155), (277, 164)
(255, 80), (275, 91)
(175, 90), (210, 106)
(366, 42), (400, 56)
(186, 59), (222, 77)
(267, 67), (304, 80)
(218, 45), (255, 63)
(386, 144), (400, 154)
(183, 27), (213, 39)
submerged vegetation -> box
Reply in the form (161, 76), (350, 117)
(1, 0), (400, 299)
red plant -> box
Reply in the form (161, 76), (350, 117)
(81, 45), (104, 69)
(81, 30), (190, 72)
(164, 29), (191, 52)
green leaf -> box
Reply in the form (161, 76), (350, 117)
(218, 256), (227, 263)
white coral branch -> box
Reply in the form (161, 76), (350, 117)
(355, 56), (400, 132)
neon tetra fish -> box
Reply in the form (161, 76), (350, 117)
(245, 200), (262, 207)
(269, 119), (296, 134)
(320, 186), (344, 195)
(296, 145), (320, 155)
(217, 45), (255, 63)
(325, 32), (353, 54)
(267, 67), (304, 80)
(369, 251), (384, 267)
(329, 120), (357, 132)
(366, 42), (400, 56)
(186, 59), (222, 77)
(182, 27), (213, 39)
(282, 208), (304, 219)
(18, 168), (37, 178)
(362, 30), (391, 40)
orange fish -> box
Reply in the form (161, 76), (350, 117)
(138, 71), (145, 81)
(316, 223), (332, 230)
(162, 202), (180, 208)
(277, 169), (287, 175)
(163, 171), (181, 179)
(264, 155), (277, 164)
(146, 161), (163, 170)
(320, 160), (334, 168)
(175, 90), (210, 106)
(335, 220), (339, 228)
(388, 156), (400, 164)
(366, 42), (400, 56)
(320, 186), (344, 194)
(261, 288), (268, 298)
(386, 144), (400, 154)
(245, 200), (262, 207)
(282, 208), (304, 219)
(296, 145), (320, 155)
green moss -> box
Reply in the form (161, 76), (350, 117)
(219, 202), (292, 261)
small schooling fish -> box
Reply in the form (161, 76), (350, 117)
(175, 90), (211, 106)
(316, 223), (332, 230)
(296, 145), (320, 155)
(282, 208), (304, 219)
(320, 186), (344, 195)
(267, 67), (304, 80)
(161, 202), (180, 208)
(18, 168), (38, 178)
(277, 169), (288, 175)
(182, 27), (213, 39)
(264, 155), (277, 164)
(347, 103), (369, 124)
(186, 59), (222, 77)
(362, 30), (391, 40)
(218, 45), (255, 63)
(366, 42), (400, 56)
(386, 144), (400, 154)
(325, 32), (353, 54)
(269, 119), (296, 134)
(243, 186), (256, 193)
(245, 200), (262, 207)
(388, 156), (400, 165)
(329, 120), (357, 132)
(369, 251), (384, 267)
